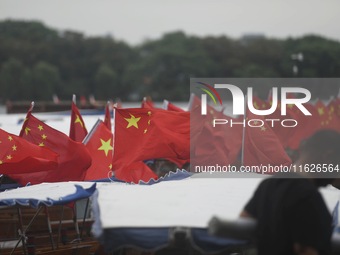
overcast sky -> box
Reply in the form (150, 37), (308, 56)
(1, 0), (339, 45)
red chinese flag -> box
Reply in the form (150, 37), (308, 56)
(191, 105), (242, 167)
(69, 101), (88, 142)
(112, 108), (190, 171)
(104, 102), (112, 131)
(327, 98), (340, 131)
(265, 102), (301, 149)
(315, 100), (329, 128)
(163, 100), (185, 112)
(141, 97), (155, 109)
(322, 99), (340, 131)
(84, 120), (113, 181)
(251, 95), (270, 111)
(0, 129), (58, 175)
(114, 161), (158, 183)
(286, 102), (320, 150)
(334, 98), (340, 119)
(13, 111), (92, 185)
(244, 111), (292, 168)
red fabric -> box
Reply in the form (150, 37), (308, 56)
(104, 103), (112, 131)
(14, 112), (92, 184)
(0, 129), (58, 175)
(164, 100), (185, 112)
(69, 101), (88, 142)
(114, 161), (158, 183)
(251, 96), (270, 110)
(244, 111), (292, 168)
(141, 98), (155, 109)
(84, 121), (113, 181)
(266, 102), (300, 149)
(190, 105), (242, 167)
(327, 98), (340, 130)
(318, 100), (339, 131)
(163, 101), (187, 166)
(112, 108), (190, 176)
(334, 98), (340, 118)
(287, 100), (340, 150)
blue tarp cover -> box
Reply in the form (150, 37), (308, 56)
(0, 182), (96, 208)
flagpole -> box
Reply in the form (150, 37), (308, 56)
(106, 100), (111, 116)
(163, 99), (169, 110)
(29, 101), (35, 112)
(82, 119), (101, 144)
(188, 93), (195, 111)
(240, 94), (247, 167)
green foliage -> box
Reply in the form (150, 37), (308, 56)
(31, 61), (61, 100)
(0, 58), (31, 100)
(0, 20), (340, 102)
(94, 63), (118, 99)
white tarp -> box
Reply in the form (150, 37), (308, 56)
(95, 172), (340, 229)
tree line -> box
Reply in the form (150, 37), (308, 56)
(0, 20), (340, 103)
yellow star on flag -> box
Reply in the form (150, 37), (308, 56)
(8, 135), (13, 141)
(12, 145), (17, 151)
(124, 114), (141, 129)
(42, 134), (47, 140)
(38, 125), (44, 131)
(0, 160), (2, 165)
(39, 142), (45, 147)
(6, 155), (12, 160)
(24, 127), (31, 135)
(318, 107), (324, 116)
(98, 138), (113, 156)
(75, 115), (84, 127)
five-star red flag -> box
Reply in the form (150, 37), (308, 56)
(327, 97), (340, 130)
(114, 161), (158, 183)
(141, 97), (155, 109)
(264, 101), (300, 149)
(69, 100), (88, 142)
(287, 102), (319, 150)
(251, 95), (270, 111)
(318, 99), (339, 131)
(84, 120), (113, 181)
(163, 100), (185, 112)
(112, 108), (190, 173)
(244, 111), (292, 168)
(190, 103), (242, 167)
(12, 110), (92, 185)
(0, 129), (58, 175)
